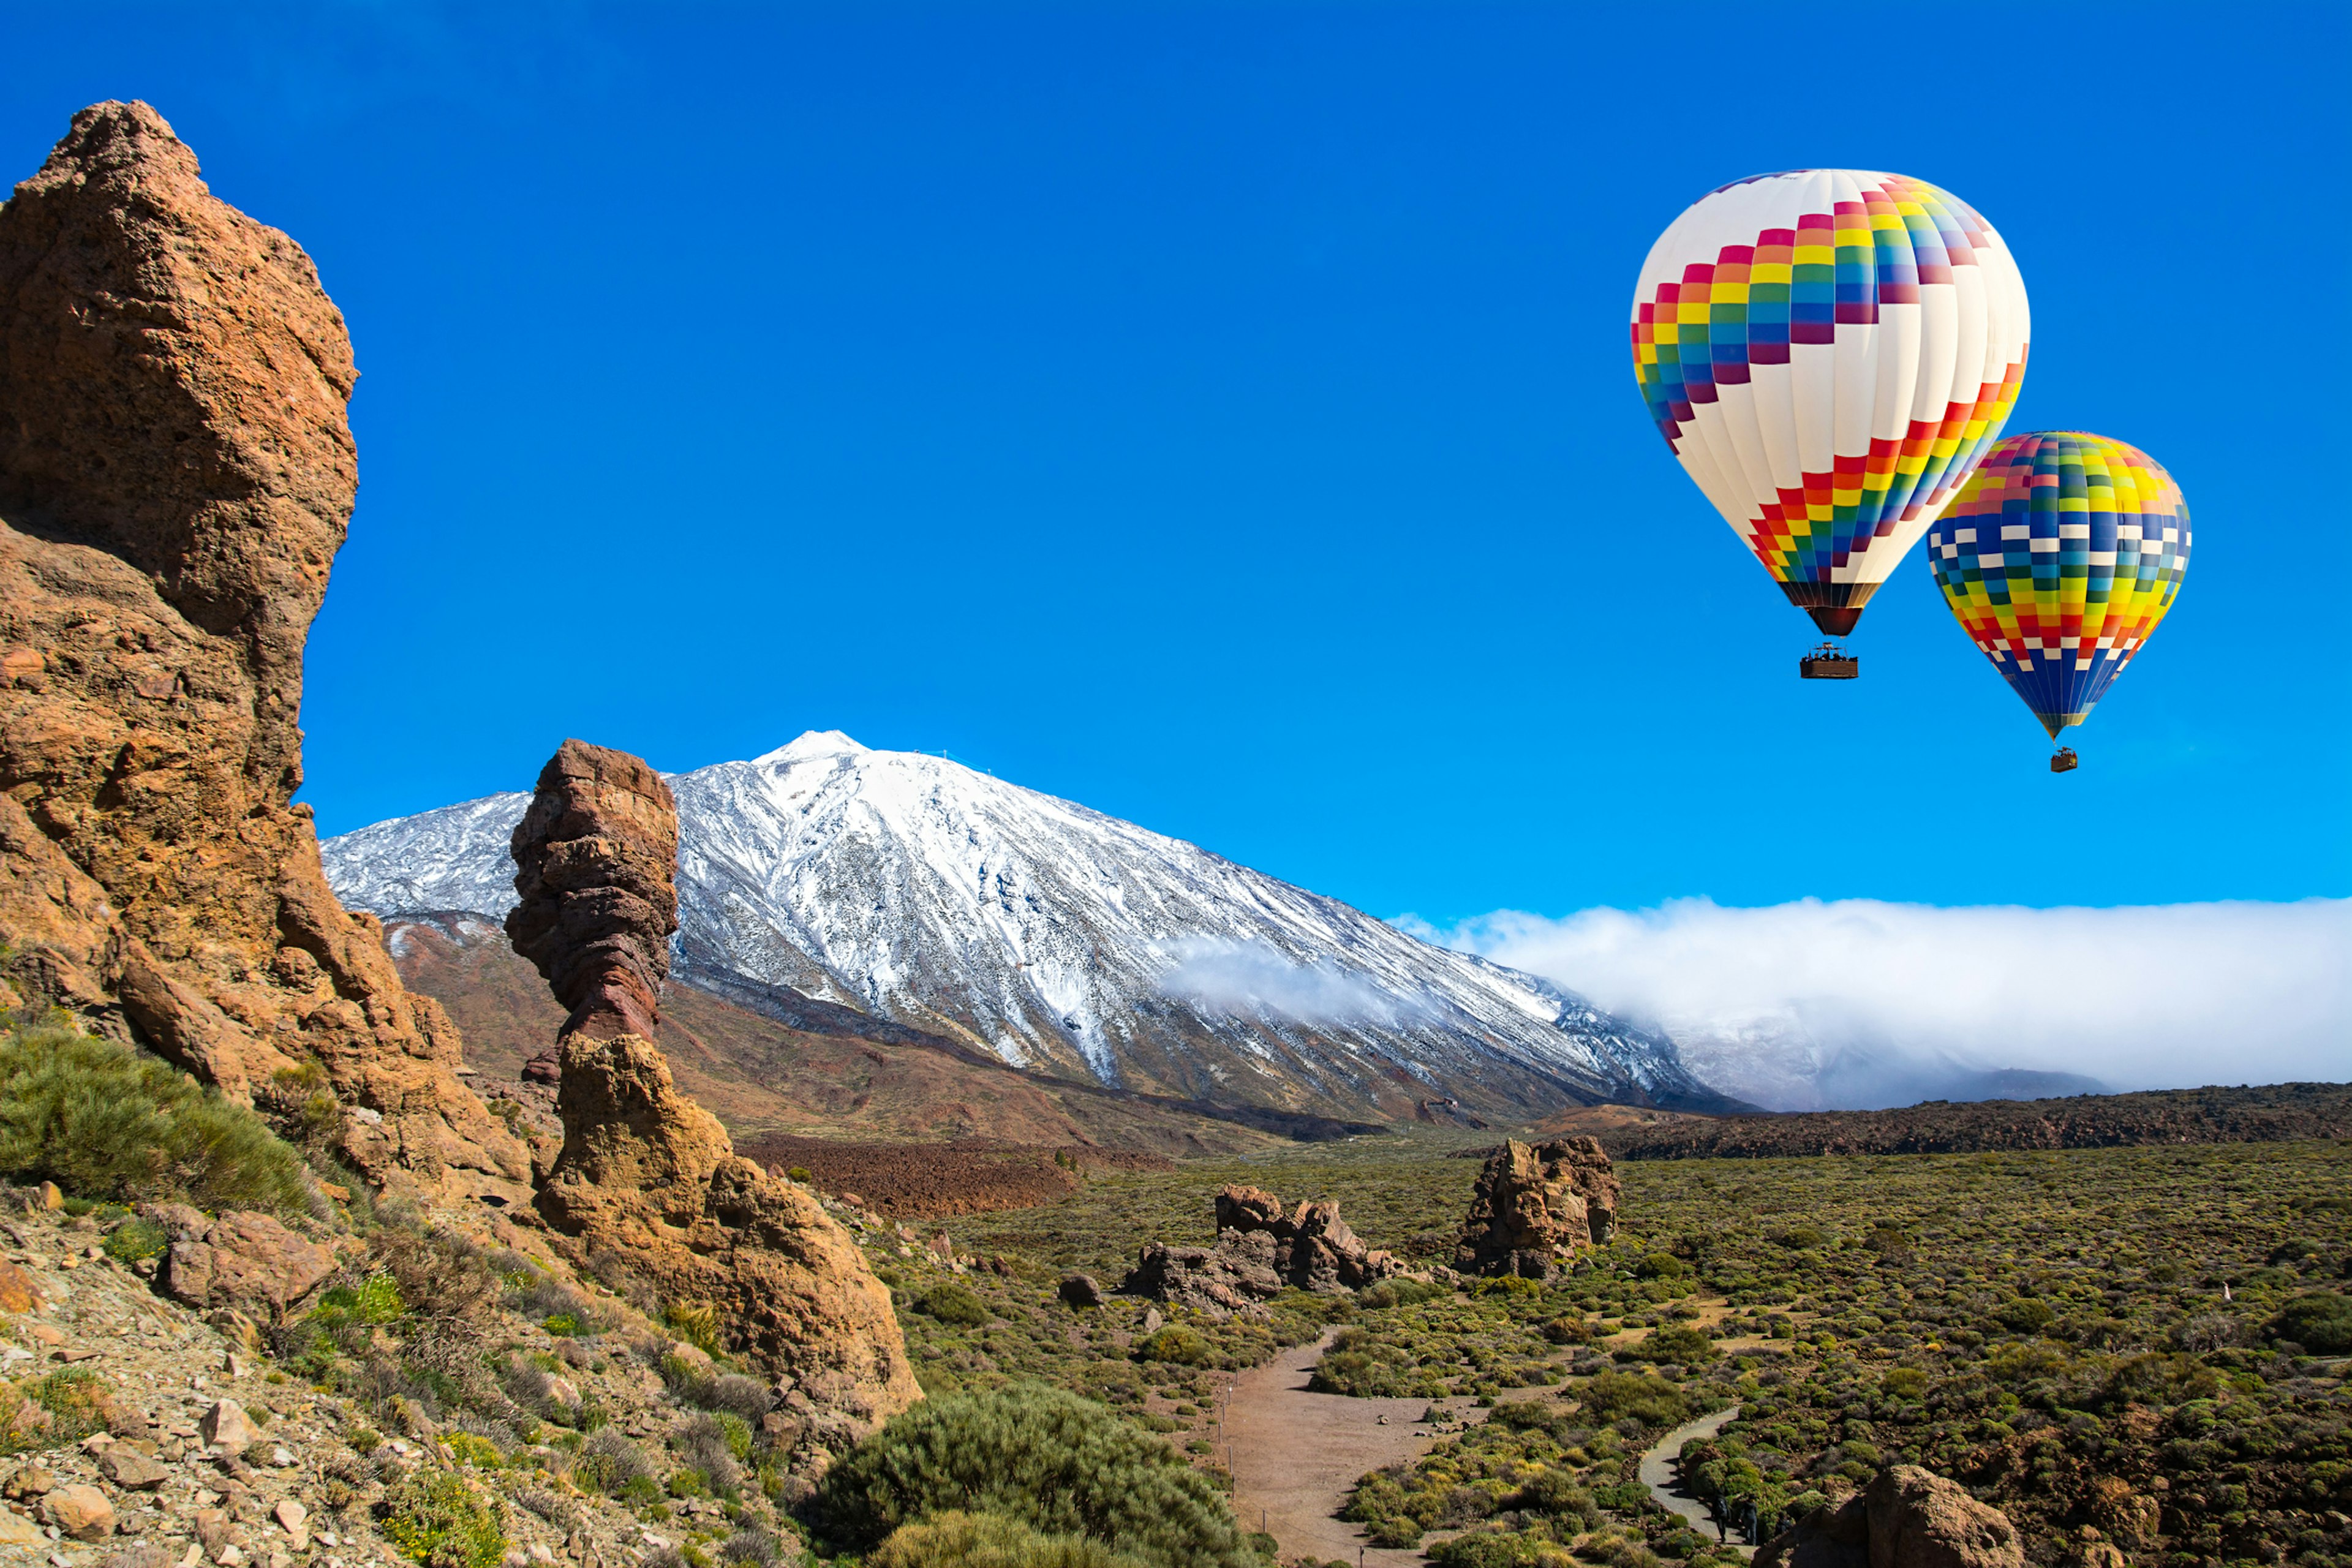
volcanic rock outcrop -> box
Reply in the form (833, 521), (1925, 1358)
(0, 101), (527, 1202)
(1457, 1136), (1621, 1279)
(515, 741), (919, 1436)
(1120, 1183), (1407, 1316)
(1755, 1465), (2024, 1568)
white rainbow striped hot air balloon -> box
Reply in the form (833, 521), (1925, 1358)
(1631, 170), (2030, 658)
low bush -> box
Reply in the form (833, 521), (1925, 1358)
(573, 1428), (654, 1496)
(0, 1013), (309, 1213)
(1359, 1278), (1450, 1311)
(816, 1382), (1254, 1568)
(379, 1471), (507, 1568)
(2269, 1290), (2352, 1353)
(102, 1215), (168, 1264)
(867, 1510), (1147, 1568)
(919, 1283), (994, 1327)
(1134, 1325), (1209, 1365)
(1577, 1372), (1695, 1432)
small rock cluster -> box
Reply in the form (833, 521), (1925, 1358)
(1455, 1136), (1621, 1280)
(1755, 1464), (2025, 1568)
(1117, 1185), (1411, 1318)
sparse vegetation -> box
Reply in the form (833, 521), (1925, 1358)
(0, 1010), (309, 1213)
(816, 1382), (1258, 1568)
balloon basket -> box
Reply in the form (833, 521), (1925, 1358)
(1798, 643), (1858, 680)
(2050, 747), (2079, 774)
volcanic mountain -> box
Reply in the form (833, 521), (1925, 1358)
(324, 731), (1737, 1121)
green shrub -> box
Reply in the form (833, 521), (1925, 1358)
(1636, 1253), (1689, 1279)
(1358, 1278), (1449, 1311)
(1427, 1530), (1551, 1568)
(867, 1510), (1147, 1568)
(102, 1216), (167, 1263)
(919, 1283), (993, 1327)
(2269, 1291), (2352, 1353)
(1133, 1325), (1210, 1365)
(0, 1014), (309, 1213)
(0, 1368), (114, 1455)
(786, 1167), (813, 1184)
(380, 1471), (506, 1568)
(816, 1382), (1254, 1568)
(1993, 1298), (2054, 1335)
(1578, 1372), (1694, 1431)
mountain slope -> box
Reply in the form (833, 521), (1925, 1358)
(326, 732), (1737, 1121)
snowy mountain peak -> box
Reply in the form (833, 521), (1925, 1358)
(753, 730), (870, 766)
(322, 740), (1734, 1120)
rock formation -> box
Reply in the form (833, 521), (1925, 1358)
(514, 741), (919, 1438)
(1755, 1466), (2024, 1568)
(1120, 1183), (1406, 1316)
(507, 740), (679, 1047)
(1457, 1137), (1621, 1279)
(0, 101), (527, 1203)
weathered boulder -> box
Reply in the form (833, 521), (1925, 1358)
(507, 740), (679, 1044)
(535, 1031), (920, 1439)
(513, 741), (918, 1439)
(1456, 1137), (1620, 1279)
(156, 1210), (336, 1315)
(42, 1484), (113, 1540)
(0, 101), (527, 1205)
(196, 1398), (258, 1450)
(1755, 1466), (2024, 1568)
(1057, 1273), (1102, 1309)
(1120, 1183), (1405, 1315)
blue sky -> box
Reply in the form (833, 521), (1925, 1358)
(6, 2), (2346, 926)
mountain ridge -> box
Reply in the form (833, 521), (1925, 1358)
(326, 731), (1744, 1121)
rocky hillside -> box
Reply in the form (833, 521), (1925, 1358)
(325, 733), (1741, 1121)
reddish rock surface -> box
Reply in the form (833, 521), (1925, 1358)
(1456, 1136), (1621, 1279)
(507, 740), (680, 1045)
(0, 101), (526, 1204)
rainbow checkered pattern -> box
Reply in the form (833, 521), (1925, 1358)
(1927, 432), (2190, 737)
(1630, 172), (2028, 606)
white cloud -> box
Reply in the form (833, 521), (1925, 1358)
(1156, 938), (1429, 1027)
(1409, 898), (2351, 1111)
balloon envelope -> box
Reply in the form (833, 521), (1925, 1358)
(1631, 170), (2030, 635)
(1926, 431), (2190, 738)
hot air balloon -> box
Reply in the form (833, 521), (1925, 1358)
(1925, 432), (2188, 769)
(1630, 171), (2030, 674)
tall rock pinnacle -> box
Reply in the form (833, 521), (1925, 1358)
(507, 739), (680, 1042)
(0, 102), (527, 1203)
(512, 739), (921, 1437)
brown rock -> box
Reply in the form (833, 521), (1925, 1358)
(190, 1509), (231, 1554)
(0, 1261), (41, 1313)
(506, 741), (680, 1042)
(0, 102), (526, 1205)
(1456, 1137), (1620, 1279)
(158, 1211), (334, 1313)
(535, 1029), (918, 1438)
(42, 1482), (113, 1539)
(1864, 1466), (2024, 1568)
(97, 1449), (168, 1490)
(1757, 1468), (2022, 1568)
(1120, 1183), (1403, 1313)
(1057, 1272), (1102, 1308)
(197, 1398), (258, 1450)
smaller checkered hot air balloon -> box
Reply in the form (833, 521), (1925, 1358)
(1630, 170), (2031, 679)
(1924, 432), (2189, 772)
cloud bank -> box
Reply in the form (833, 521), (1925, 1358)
(1157, 938), (1428, 1027)
(1404, 898), (2351, 1111)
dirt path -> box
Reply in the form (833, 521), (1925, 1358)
(1224, 1330), (1474, 1567)
(1637, 1404), (1753, 1557)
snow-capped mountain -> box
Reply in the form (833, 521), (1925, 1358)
(322, 731), (1736, 1120)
